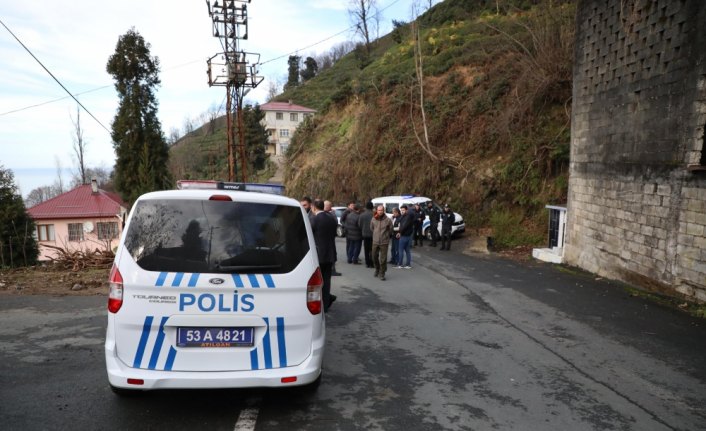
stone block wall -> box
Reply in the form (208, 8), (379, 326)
(565, 0), (706, 302)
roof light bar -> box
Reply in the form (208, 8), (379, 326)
(177, 180), (285, 195)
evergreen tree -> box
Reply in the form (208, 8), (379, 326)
(106, 28), (171, 204)
(284, 55), (301, 90)
(0, 166), (38, 268)
(241, 104), (269, 171)
(300, 57), (318, 82)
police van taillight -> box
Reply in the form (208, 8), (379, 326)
(307, 268), (323, 315)
(108, 264), (124, 313)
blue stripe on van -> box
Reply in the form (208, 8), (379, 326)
(248, 274), (260, 288)
(148, 317), (169, 370)
(262, 317), (272, 369)
(155, 272), (167, 287)
(250, 349), (259, 370)
(276, 317), (287, 367)
(232, 274), (244, 288)
(264, 274), (275, 288)
(164, 347), (177, 371)
(188, 273), (199, 287)
(133, 316), (153, 368)
(172, 273), (184, 287)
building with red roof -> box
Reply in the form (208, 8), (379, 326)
(27, 180), (127, 261)
(260, 101), (316, 156)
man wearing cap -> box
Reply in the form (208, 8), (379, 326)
(440, 203), (455, 251)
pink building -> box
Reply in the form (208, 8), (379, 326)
(27, 180), (127, 261)
(260, 101), (316, 156)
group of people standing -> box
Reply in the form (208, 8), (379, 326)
(335, 199), (457, 280)
(302, 196), (456, 312)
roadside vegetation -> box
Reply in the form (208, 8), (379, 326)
(280, 0), (574, 247)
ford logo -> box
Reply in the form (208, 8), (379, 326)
(209, 278), (225, 285)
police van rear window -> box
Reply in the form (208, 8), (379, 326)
(124, 200), (309, 274)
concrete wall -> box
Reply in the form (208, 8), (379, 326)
(565, 0), (706, 302)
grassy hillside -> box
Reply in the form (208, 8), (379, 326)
(281, 0), (575, 247)
(170, 0), (575, 248)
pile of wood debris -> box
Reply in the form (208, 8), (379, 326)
(42, 244), (115, 271)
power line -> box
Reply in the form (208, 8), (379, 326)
(258, 0), (404, 66)
(0, 59), (203, 118)
(1, 0), (407, 118)
(0, 18), (110, 133)
(0, 85), (111, 117)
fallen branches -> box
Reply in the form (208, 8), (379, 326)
(42, 244), (114, 272)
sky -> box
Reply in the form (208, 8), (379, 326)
(0, 0), (430, 198)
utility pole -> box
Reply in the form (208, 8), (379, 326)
(205, 0), (263, 182)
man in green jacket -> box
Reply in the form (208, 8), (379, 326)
(370, 204), (393, 280)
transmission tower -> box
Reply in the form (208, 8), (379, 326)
(206, 0), (263, 182)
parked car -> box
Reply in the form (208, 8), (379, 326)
(370, 195), (465, 239)
(105, 180), (324, 393)
(332, 206), (347, 237)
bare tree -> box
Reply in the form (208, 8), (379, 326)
(54, 156), (64, 194)
(167, 127), (181, 146)
(70, 104), (88, 185)
(70, 166), (112, 189)
(183, 116), (195, 136)
(330, 41), (356, 63)
(348, 0), (379, 53)
(266, 78), (280, 101)
(207, 104), (220, 135)
(25, 185), (58, 207)
(409, 19), (436, 162)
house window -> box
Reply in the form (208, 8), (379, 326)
(279, 129), (289, 138)
(276, 112), (283, 120)
(68, 223), (84, 242)
(36, 224), (55, 241)
(290, 113), (298, 121)
(97, 222), (119, 240)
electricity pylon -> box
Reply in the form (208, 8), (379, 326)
(206, 0), (263, 182)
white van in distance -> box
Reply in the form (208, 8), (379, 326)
(370, 195), (465, 239)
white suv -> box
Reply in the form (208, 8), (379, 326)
(105, 181), (325, 393)
(370, 195), (465, 239)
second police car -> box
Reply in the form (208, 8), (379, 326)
(371, 195), (465, 239)
(105, 181), (325, 392)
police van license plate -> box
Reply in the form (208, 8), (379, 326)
(177, 327), (254, 347)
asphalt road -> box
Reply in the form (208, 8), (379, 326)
(1, 238), (704, 430)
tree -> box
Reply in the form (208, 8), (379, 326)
(266, 78), (280, 101)
(70, 104), (88, 185)
(284, 55), (300, 90)
(167, 127), (181, 146)
(300, 57), (318, 82)
(106, 27), (171, 204)
(391, 19), (407, 44)
(54, 156), (64, 195)
(69, 166), (112, 189)
(348, 0), (379, 54)
(0, 165), (38, 268)
(25, 185), (59, 208)
(240, 104), (269, 171)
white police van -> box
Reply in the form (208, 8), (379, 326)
(105, 181), (325, 393)
(370, 195), (465, 239)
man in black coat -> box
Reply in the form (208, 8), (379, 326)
(311, 200), (338, 311)
(440, 204), (455, 251)
(426, 201), (440, 247)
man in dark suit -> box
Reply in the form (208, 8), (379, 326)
(311, 199), (338, 312)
